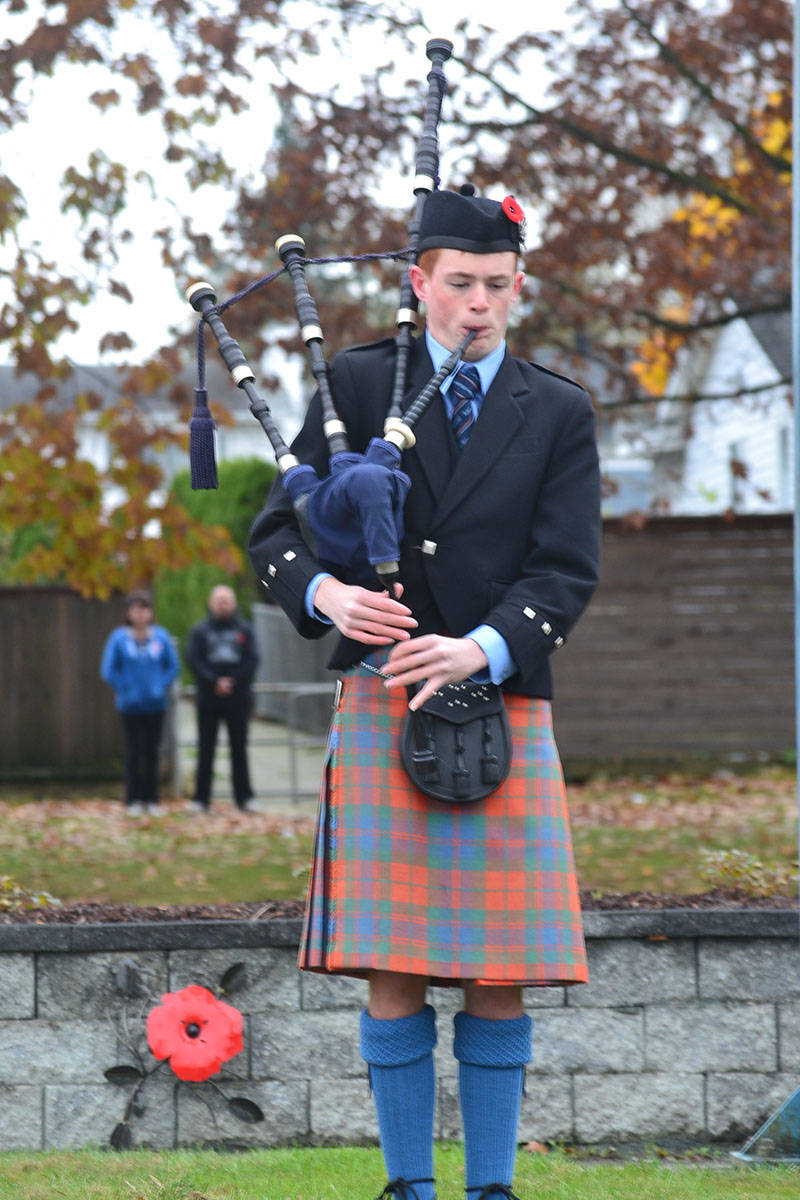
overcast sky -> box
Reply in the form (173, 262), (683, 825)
(3, 1), (576, 364)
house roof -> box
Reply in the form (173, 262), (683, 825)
(0, 357), (298, 428)
(746, 310), (792, 381)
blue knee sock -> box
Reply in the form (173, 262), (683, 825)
(360, 1005), (438, 1200)
(453, 1011), (532, 1200)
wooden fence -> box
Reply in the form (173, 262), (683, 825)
(0, 515), (795, 779)
(552, 514), (795, 771)
(0, 586), (126, 779)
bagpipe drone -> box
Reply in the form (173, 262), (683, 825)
(185, 38), (474, 595)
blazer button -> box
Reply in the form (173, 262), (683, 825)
(421, 540), (438, 556)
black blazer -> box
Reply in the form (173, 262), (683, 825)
(248, 335), (601, 698)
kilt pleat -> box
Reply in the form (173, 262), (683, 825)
(298, 662), (587, 988)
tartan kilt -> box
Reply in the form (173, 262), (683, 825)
(298, 660), (587, 988)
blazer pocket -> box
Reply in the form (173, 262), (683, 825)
(501, 436), (544, 458)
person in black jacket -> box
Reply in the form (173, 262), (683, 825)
(185, 585), (259, 812)
(248, 189), (601, 1200)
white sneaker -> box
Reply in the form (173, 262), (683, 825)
(187, 800), (208, 813)
(127, 802), (144, 817)
(145, 803), (162, 816)
(239, 799), (262, 814)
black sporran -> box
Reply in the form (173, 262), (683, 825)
(400, 681), (511, 804)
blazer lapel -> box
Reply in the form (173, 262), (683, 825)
(400, 341), (453, 505)
(432, 353), (528, 527)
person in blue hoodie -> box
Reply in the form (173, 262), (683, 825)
(101, 589), (179, 816)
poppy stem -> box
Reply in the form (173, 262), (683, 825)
(122, 1058), (168, 1123)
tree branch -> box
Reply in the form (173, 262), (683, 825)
(619, 0), (791, 175)
(469, 72), (766, 219)
(634, 297), (790, 334)
(544, 278), (790, 338)
(602, 375), (791, 411)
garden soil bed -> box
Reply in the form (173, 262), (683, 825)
(1, 888), (796, 925)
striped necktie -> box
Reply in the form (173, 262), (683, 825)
(450, 363), (481, 446)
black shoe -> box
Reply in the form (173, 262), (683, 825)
(376, 1179), (435, 1200)
(469, 1187), (522, 1200)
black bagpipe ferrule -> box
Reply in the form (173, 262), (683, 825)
(186, 282), (255, 386)
(275, 233), (349, 458)
(275, 235), (324, 343)
(185, 279), (297, 475)
(414, 39), (452, 188)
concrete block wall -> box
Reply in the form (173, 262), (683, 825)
(0, 911), (797, 1151)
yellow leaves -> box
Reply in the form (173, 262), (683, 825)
(630, 351), (672, 397)
(749, 92), (789, 164)
(670, 87), (790, 270)
(752, 87), (791, 163)
(761, 116), (791, 159)
(630, 303), (690, 398)
(630, 338), (677, 395)
(671, 194), (740, 240)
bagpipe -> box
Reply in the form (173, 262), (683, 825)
(185, 38), (471, 595)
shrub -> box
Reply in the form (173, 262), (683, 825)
(168, 457), (277, 555)
(155, 457), (277, 668)
(700, 848), (798, 897)
(0, 875), (61, 912)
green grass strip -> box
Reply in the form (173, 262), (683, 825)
(0, 1144), (798, 1200)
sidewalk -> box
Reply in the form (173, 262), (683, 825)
(173, 697), (327, 818)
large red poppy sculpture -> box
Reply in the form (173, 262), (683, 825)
(146, 985), (243, 1082)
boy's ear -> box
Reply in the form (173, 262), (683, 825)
(408, 263), (428, 303)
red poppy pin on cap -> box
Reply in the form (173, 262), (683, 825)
(502, 195), (524, 224)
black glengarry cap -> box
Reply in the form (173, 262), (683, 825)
(417, 187), (525, 255)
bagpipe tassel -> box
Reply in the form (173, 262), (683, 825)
(189, 387), (218, 490)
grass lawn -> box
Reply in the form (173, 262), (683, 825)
(0, 1144), (798, 1200)
(0, 792), (313, 907)
(0, 772), (797, 1187)
(568, 766), (798, 896)
(0, 765), (796, 906)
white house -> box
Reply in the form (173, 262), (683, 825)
(0, 355), (303, 484)
(653, 311), (793, 515)
(5, 313), (791, 521)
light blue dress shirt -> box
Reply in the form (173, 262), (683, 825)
(305, 330), (517, 684)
